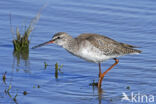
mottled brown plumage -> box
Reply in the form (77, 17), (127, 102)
(76, 33), (141, 56)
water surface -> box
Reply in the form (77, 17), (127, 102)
(0, 0), (156, 104)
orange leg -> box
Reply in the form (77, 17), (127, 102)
(98, 58), (119, 88)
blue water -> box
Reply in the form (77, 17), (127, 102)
(0, 0), (156, 104)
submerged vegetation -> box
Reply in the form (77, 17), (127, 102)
(23, 91), (28, 95)
(89, 80), (98, 87)
(2, 7), (44, 104)
(55, 62), (63, 79)
(2, 72), (7, 83)
(11, 6), (44, 66)
(44, 61), (48, 69)
(33, 84), (40, 88)
(126, 86), (130, 90)
(1, 72), (18, 104)
(55, 62), (63, 73)
(43, 61), (63, 79)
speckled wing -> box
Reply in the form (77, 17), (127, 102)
(85, 34), (120, 56)
(78, 33), (141, 56)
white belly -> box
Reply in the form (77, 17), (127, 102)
(77, 46), (117, 63)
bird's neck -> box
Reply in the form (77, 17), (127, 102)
(63, 37), (79, 54)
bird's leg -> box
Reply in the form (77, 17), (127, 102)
(98, 58), (119, 88)
(98, 63), (101, 78)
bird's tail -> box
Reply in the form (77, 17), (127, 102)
(120, 42), (141, 54)
(127, 48), (142, 55)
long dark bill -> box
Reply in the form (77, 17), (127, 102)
(32, 40), (54, 49)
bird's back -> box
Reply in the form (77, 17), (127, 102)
(75, 33), (141, 56)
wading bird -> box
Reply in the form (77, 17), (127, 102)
(32, 32), (141, 88)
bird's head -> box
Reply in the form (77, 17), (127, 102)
(32, 32), (72, 49)
(51, 32), (72, 46)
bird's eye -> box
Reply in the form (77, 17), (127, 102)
(57, 37), (60, 39)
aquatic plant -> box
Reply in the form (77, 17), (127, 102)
(33, 84), (40, 88)
(126, 86), (130, 90)
(5, 85), (12, 94)
(43, 61), (63, 78)
(13, 94), (18, 102)
(11, 5), (44, 52)
(12, 28), (29, 51)
(12, 13), (40, 51)
(55, 62), (63, 72)
(4, 84), (19, 104)
(12, 6), (45, 69)
(37, 85), (40, 88)
(89, 80), (98, 86)
(55, 62), (63, 79)
(2, 72), (7, 83)
(23, 91), (28, 95)
(44, 61), (48, 69)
